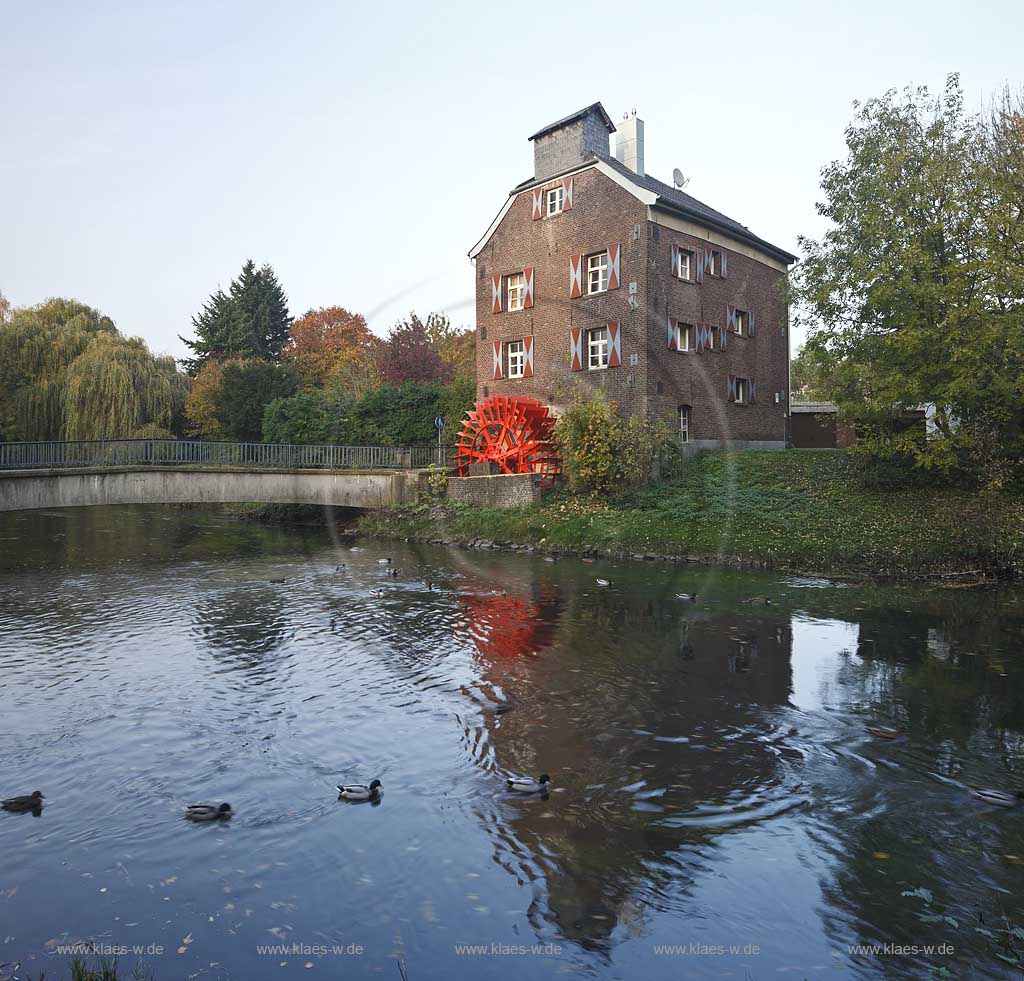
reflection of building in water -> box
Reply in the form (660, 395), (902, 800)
(457, 581), (561, 661)
(473, 584), (794, 951)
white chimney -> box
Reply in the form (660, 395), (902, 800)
(614, 113), (644, 176)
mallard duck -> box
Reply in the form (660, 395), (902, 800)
(507, 773), (550, 793)
(596, 579), (612, 587)
(675, 592), (697, 601)
(386, 568), (400, 577)
(865, 725), (902, 740)
(185, 802), (232, 822)
(971, 788), (1024, 807)
(1, 791), (44, 812)
(337, 779), (382, 801)
(335, 564), (346, 572)
(371, 588), (385, 598)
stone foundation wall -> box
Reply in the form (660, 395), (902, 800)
(446, 473), (544, 508)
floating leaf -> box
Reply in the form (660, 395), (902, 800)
(872, 852), (890, 860)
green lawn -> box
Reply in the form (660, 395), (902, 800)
(358, 450), (1024, 580)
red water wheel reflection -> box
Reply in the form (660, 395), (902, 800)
(454, 396), (561, 488)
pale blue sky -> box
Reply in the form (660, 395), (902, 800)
(3, 0), (1020, 359)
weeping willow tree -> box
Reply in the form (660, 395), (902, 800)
(0, 297), (189, 441)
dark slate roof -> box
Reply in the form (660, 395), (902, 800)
(511, 152), (797, 265)
(528, 102), (616, 142)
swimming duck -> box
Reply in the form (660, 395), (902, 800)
(337, 779), (382, 801)
(971, 788), (1024, 807)
(386, 568), (400, 577)
(596, 579), (611, 587)
(675, 592), (697, 601)
(507, 773), (551, 793)
(377, 558), (392, 565)
(1, 791), (44, 812)
(371, 588), (386, 598)
(865, 725), (902, 740)
(185, 802), (232, 822)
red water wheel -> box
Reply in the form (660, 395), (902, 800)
(454, 395), (561, 487)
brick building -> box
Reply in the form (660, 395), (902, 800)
(469, 102), (797, 448)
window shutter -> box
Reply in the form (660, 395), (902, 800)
(523, 335), (534, 377)
(607, 321), (621, 367)
(492, 341), (504, 380)
(727, 374), (736, 402)
(607, 243), (620, 290)
(718, 324), (728, 350)
(749, 379), (756, 403)
(569, 327), (583, 371)
(726, 304), (736, 331)
(694, 323), (705, 354)
(696, 250), (705, 284)
(671, 244), (680, 278)
(524, 266), (535, 309)
(531, 189), (542, 220)
(563, 176), (574, 211)
(720, 251), (728, 278)
(704, 245), (714, 278)
(491, 275), (502, 314)
(667, 315), (678, 351)
(749, 310), (756, 337)
(569, 255), (583, 299)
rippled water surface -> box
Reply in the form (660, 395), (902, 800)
(2, 506), (1024, 980)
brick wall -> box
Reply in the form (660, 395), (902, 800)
(447, 473), (544, 508)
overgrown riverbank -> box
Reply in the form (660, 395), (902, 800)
(358, 450), (1024, 581)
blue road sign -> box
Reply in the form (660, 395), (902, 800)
(434, 415), (445, 430)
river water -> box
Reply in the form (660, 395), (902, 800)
(1, 505), (1023, 980)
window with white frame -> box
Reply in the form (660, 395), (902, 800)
(676, 249), (694, 281)
(506, 339), (525, 378)
(506, 272), (525, 312)
(707, 249), (723, 277)
(586, 251), (609, 295)
(679, 405), (690, 442)
(735, 377), (749, 403)
(587, 326), (609, 369)
(546, 185), (564, 216)
(735, 309), (748, 336)
(676, 322), (694, 351)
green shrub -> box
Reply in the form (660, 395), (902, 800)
(556, 390), (671, 497)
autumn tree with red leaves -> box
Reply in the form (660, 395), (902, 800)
(283, 306), (383, 392)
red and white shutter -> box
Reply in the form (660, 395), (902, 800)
(667, 315), (678, 351)
(718, 324), (728, 350)
(696, 250), (705, 284)
(607, 321), (621, 367)
(569, 327), (583, 371)
(562, 176), (574, 211)
(720, 251), (728, 278)
(569, 255), (583, 299)
(726, 304), (736, 331)
(749, 379), (756, 403)
(607, 243), (620, 290)
(523, 266), (535, 309)
(523, 335), (534, 377)
(748, 310), (756, 337)
(492, 341), (504, 380)
(694, 323), (704, 354)
(727, 374), (736, 402)
(531, 189), (543, 220)
(704, 245), (714, 278)
(491, 274), (502, 314)
(671, 244), (680, 278)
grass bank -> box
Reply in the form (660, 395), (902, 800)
(358, 450), (1024, 580)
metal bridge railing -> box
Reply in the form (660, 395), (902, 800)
(0, 439), (452, 472)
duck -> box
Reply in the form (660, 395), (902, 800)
(865, 725), (902, 740)
(185, 802), (232, 822)
(596, 579), (612, 587)
(377, 558), (392, 565)
(335, 564), (346, 572)
(337, 779), (382, 801)
(371, 588), (386, 598)
(1, 791), (44, 812)
(675, 592), (697, 601)
(386, 568), (400, 578)
(744, 597), (772, 605)
(507, 773), (551, 793)
(971, 788), (1024, 807)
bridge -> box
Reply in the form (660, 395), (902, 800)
(0, 439), (448, 512)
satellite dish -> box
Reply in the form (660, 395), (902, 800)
(672, 167), (687, 188)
